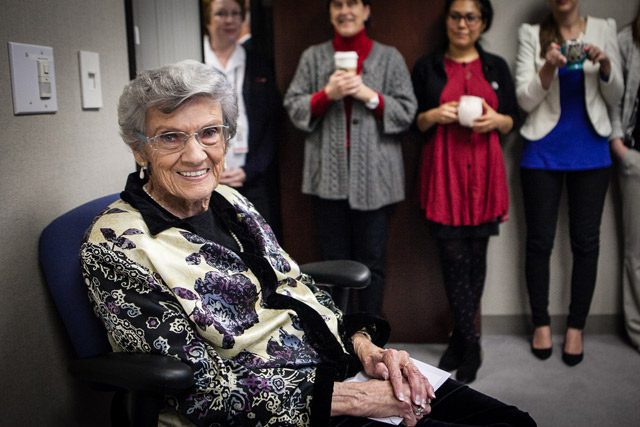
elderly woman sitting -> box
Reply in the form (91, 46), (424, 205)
(80, 60), (534, 426)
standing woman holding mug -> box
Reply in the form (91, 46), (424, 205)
(411, 0), (517, 384)
(284, 0), (417, 316)
(515, 0), (622, 365)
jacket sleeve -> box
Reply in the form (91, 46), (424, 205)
(515, 23), (551, 113)
(284, 48), (323, 134)
(379, 47), (418, 135)
(81, 242), (334, 427)
(610, 27), (629, 140)
(599, 18), (624, 139)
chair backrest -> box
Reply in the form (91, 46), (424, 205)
(39, 194), (119, 358)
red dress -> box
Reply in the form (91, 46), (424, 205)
(419, 57), (509, 228)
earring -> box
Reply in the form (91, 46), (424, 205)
(139, 164), (147, 180)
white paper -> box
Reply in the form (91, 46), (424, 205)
(344, 358), (451, 425)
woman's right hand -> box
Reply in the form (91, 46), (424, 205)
(324, 70), (361, 101)
(544, 42), (567, 69)
(539, 42), (566, 90)
(331, 380), (429, 426)
(416, 101), (459, 132)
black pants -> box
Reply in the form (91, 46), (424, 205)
(331, 378), (536, 426)
(520, 167), (610, 329)
(312, 197), (394, 316)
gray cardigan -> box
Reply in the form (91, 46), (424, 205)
(284, 41), (417, 210)
(611, 25), (640, 142)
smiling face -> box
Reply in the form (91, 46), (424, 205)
(135, 97), (226, 218)
(329, 0), (370, 38)
(446, 0), (486, 51)
(206, 0), (244, 48)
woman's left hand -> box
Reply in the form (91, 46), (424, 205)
(584, 43), (611, 79)
(352, 334), (435, 408)
(472, 100), (512, 134)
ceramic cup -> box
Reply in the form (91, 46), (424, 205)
(561, 39), (587, 70)
(458, 95), (483, 127)
(334, 51), (358, 72)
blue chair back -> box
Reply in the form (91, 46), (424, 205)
(39, 194), (119, 358)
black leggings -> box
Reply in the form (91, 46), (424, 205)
(331, 378), (536, 426)
(436, 237), (490, 343)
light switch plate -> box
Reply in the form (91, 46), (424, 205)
(8, 42), (58, 115)
(78, 50), (103, 109)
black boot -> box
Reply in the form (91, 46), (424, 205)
(455, 341), (482, 384)
(438, 332), (464, 372)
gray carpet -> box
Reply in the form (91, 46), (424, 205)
(394, 335), (640, 427)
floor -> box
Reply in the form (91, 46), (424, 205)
(393, 334), (640, 427)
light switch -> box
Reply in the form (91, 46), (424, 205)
(8, 42), (58, 115)
(78, 51), (103, 109)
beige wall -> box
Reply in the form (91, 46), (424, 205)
(0, 0), (130, 424)
(0, 0), (638, 424)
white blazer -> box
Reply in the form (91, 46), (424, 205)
(515, 17), (623, 141)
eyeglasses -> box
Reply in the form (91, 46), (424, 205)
(213, 10), (243, 20)
(139, 125), (229, 154)
(447, 12), (483, 27)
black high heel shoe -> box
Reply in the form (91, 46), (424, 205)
(530, 326), (552, 360)
(562, 349), (584, 366)
(530, 344), (552, 360)
(562, 329), (584, 366)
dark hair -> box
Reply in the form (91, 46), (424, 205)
(445, 0), (494, 33)
(202, 0), (246, 37)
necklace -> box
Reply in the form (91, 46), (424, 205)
(229, 230), (244, 253)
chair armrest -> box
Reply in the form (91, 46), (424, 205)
(299, 260), (371, 290)
(69, 352), (194, 394)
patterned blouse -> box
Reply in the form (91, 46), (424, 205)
(80, 173), (388, 426)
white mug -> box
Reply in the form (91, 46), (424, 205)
(458, 95), (483, 127)
(334, 51), (358, 72)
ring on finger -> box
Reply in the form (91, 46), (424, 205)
(412, 405), (424, 416)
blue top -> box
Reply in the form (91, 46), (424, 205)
(521, 67), (611, 170)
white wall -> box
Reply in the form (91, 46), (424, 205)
(481, 0), (639, 321)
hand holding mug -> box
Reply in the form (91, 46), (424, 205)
(325, 70), (361, 100)
(544, 42), (568, 69)
(584, 43), (611, 78)
(472, 100), (502, 133)
(430, 101), (459, 125)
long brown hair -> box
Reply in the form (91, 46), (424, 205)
(539, 13), (562, 58)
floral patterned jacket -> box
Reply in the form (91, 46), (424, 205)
(80, 173), (388, 426)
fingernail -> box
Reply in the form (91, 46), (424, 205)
(398, 393), (405, 402)
(414, 396), (421, 405)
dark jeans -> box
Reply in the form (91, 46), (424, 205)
(331, 379), (536, 426)
(312, 197), (394, 316)
(520, 167), (611, 329)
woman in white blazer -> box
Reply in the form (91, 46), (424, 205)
(610, 7), (640, 354)
(515, 0), (622, 366)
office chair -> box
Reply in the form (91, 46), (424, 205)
(39, 194), (370, 427)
